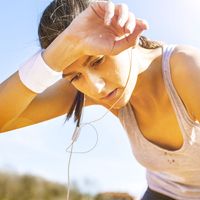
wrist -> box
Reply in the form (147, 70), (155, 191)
(18, 50), (62, 94)
(42, 31), (84, 72)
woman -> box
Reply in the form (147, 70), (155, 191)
(0, 0), (200, 199)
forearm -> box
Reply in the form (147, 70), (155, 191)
(0, 78), (77, 133)
(0, 31), (83, 132)
(42, 31), (83, 72)
(0, 72), (37, 131)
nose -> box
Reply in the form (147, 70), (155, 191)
(86, 71), (105, 94)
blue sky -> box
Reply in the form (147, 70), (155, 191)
(0, 0), (200, 199)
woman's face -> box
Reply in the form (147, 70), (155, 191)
(63, 48), (138, 109)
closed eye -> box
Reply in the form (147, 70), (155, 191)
(90, 56), (105, 67)
(69, 72), (82, 83)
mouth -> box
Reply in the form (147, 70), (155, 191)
(101, 88), (118, 100)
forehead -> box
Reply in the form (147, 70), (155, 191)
(74, 55), (91, 66)
(63, 55), (98, 75)
(82, 55), (94, 66)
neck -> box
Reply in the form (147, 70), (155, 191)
(132, 45), (161, 74)
(130, 45), (163, 103)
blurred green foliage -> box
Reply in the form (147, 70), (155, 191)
(0, 171), (135, 200)
(0, 171), (92, 200)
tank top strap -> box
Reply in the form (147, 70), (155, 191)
(161, 44), (195, 126)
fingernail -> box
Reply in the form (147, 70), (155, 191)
(127, 24), (134, 33)
(118, 19), (124, 27)
(105, 19), (111, 26)
(145, 23), (150, 30)
(105, 15), (112, 26)
(140, 19), (149, 30)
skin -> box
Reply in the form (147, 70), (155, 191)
(62, 43), (200, 151)
(0, 2), (200, 152)
(62, 47), (139, 110)
(0, 1), (145, 131)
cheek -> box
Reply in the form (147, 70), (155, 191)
(72, 80), (91, 97)
(111, 56), (132, 85)
(112, 66), (131, 86)
(72, 81), (85, 93)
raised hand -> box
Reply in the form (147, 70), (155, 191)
(66, 1), (149, 56)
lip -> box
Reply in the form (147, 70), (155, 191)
(101, 88), (118, 100)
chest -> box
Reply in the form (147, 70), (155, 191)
(132, 85), (184, 150)
(133, 100), (184, 151)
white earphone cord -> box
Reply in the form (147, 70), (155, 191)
(65, 46), (133, 200)
(66, 45), (133, 154)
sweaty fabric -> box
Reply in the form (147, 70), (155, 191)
(118, 45), (200, 200)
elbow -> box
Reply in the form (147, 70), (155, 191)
(0, 118), (35, 133)
(0, 120), (19, 133)
(0, 124), (13, 133)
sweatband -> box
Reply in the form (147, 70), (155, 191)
(18, 50), (62, 93)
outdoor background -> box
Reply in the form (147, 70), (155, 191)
(0, 0), (200, 199)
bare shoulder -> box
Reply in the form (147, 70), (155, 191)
(170, 44), (200, 121)
(171, 44), (200, 64)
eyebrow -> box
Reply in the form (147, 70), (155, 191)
(82, 55), (93, 66)
(62, 72), (75, 78)
(62, 56), (94, 78)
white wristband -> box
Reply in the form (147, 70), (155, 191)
(18, 50), (62, 93)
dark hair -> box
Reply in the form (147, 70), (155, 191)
(38, 0), (162, 125)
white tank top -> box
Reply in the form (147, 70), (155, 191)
(118, 45), (200, 200)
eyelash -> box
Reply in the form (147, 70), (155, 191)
(90, 56), (105, 67)
(70, 57), (105, 83)
(70, 73), (81, 83)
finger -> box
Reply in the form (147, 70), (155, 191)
(111, 19), (148, 54)
(124, 12), (136, 34)
(104, 0), (115, 25)
(125, 19), (149, 46)
(116, 3), (129, 27)
(135, 18), (149, 31)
